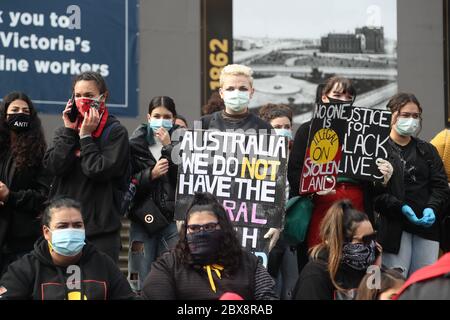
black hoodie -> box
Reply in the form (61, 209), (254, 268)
(0, 238), (134, 300)
(293, 249), (366, 300)
(43, 116), (129, 237)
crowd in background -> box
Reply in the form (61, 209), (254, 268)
(0, 64), (449, 300)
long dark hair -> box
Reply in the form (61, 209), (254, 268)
(310, 200), (369, 291)
(175, 192), (242, 275)
(0, 92), (46, 170)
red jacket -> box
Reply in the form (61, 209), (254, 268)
(395, 253), (450, 300)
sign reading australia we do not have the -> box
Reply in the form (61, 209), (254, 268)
(174, 129), (288, 229)
(0, 0), (138, 116)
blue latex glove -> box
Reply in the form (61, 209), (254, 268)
(401, 205), (421, 225)
(418, 208), (436, 227)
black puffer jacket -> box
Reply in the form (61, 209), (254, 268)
(128, 124), (179, 221)
(374, 138), (450, 253)
(0, 150), (49, 260)
(43, 116), (129, 237)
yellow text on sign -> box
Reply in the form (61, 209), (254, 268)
(241, 157), (281, 181)
(310, 128), (339, 164)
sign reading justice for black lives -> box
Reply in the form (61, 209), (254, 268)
(300, 103), (391, 194)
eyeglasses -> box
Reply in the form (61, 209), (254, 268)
(352, 231), (377, 244)
(187, 222), (219, 233)
(398, 112), (421, 119)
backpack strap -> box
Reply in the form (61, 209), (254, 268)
(99, 121), (120, 149)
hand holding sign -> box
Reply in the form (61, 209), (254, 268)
(0, 181), (10, 202)
(376, 158), (393, 186)
(264, 228), (281, 252)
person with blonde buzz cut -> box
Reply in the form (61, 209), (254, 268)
(201, 64), (272, 132)
(199, 64), (280, 254)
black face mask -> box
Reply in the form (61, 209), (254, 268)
(186, 229), (224, 265)
(326, 96), (353, 105)
(342, 241), (376, 271)
(7, 113), (31, 132)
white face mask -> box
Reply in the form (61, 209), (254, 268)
(222, 90), (250, 112)
(395, 117), (420, 136)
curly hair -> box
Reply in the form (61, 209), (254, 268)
(0, 92), (47, 171)
(201, 91), (225, 116)
(175, 192), (242, 275)
(259, 103), (293, 124)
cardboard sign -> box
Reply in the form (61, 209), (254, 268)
(340, 106), (392, 180)
(300, 104), (392, 194)
(174, 129), (288, 266)
(300, 103), (348, 194)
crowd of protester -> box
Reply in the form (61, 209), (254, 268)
(0, 64), (449, 300)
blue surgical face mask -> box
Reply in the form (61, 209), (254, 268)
(149, 118), (173, 131)
(222, 90), (250, 113)
(395, 117), (420, 136)
(274, 128), (293, 141)
(49, 228), (86, 257)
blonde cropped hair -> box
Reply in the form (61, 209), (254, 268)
(219, 64), (254, 87)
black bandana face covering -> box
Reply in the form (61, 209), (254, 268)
(326, 96), (353, 105)
(186, 229), (224, 265)
(7, 113), (31, 132)
(342, 240), (377, 271)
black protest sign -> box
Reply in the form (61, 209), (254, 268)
(234, 226), (272, 268)
(300, 103), (348, 194)
(340, 106), (392, 181)
(174, 130), (288, 230)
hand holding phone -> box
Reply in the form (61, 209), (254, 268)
(67, 93), (79, 123)
(62, 94), (79, 129)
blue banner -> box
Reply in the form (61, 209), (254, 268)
(0, 0), (138, 116)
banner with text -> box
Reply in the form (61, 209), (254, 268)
(0, 0), (138, 116)
(300, 104), (392, 194)
(300, 103), (347, 194)
(340, 106), (392, 180)
(174, 129), (288, 264)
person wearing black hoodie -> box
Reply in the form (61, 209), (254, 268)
(44, 72), (130, 263)
(0, 92), (50, 275)
(0, 198), (134, 300)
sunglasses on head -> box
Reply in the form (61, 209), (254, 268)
(353, 231), (377, 244)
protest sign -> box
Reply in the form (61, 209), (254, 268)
(174, 129), (288, 266)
